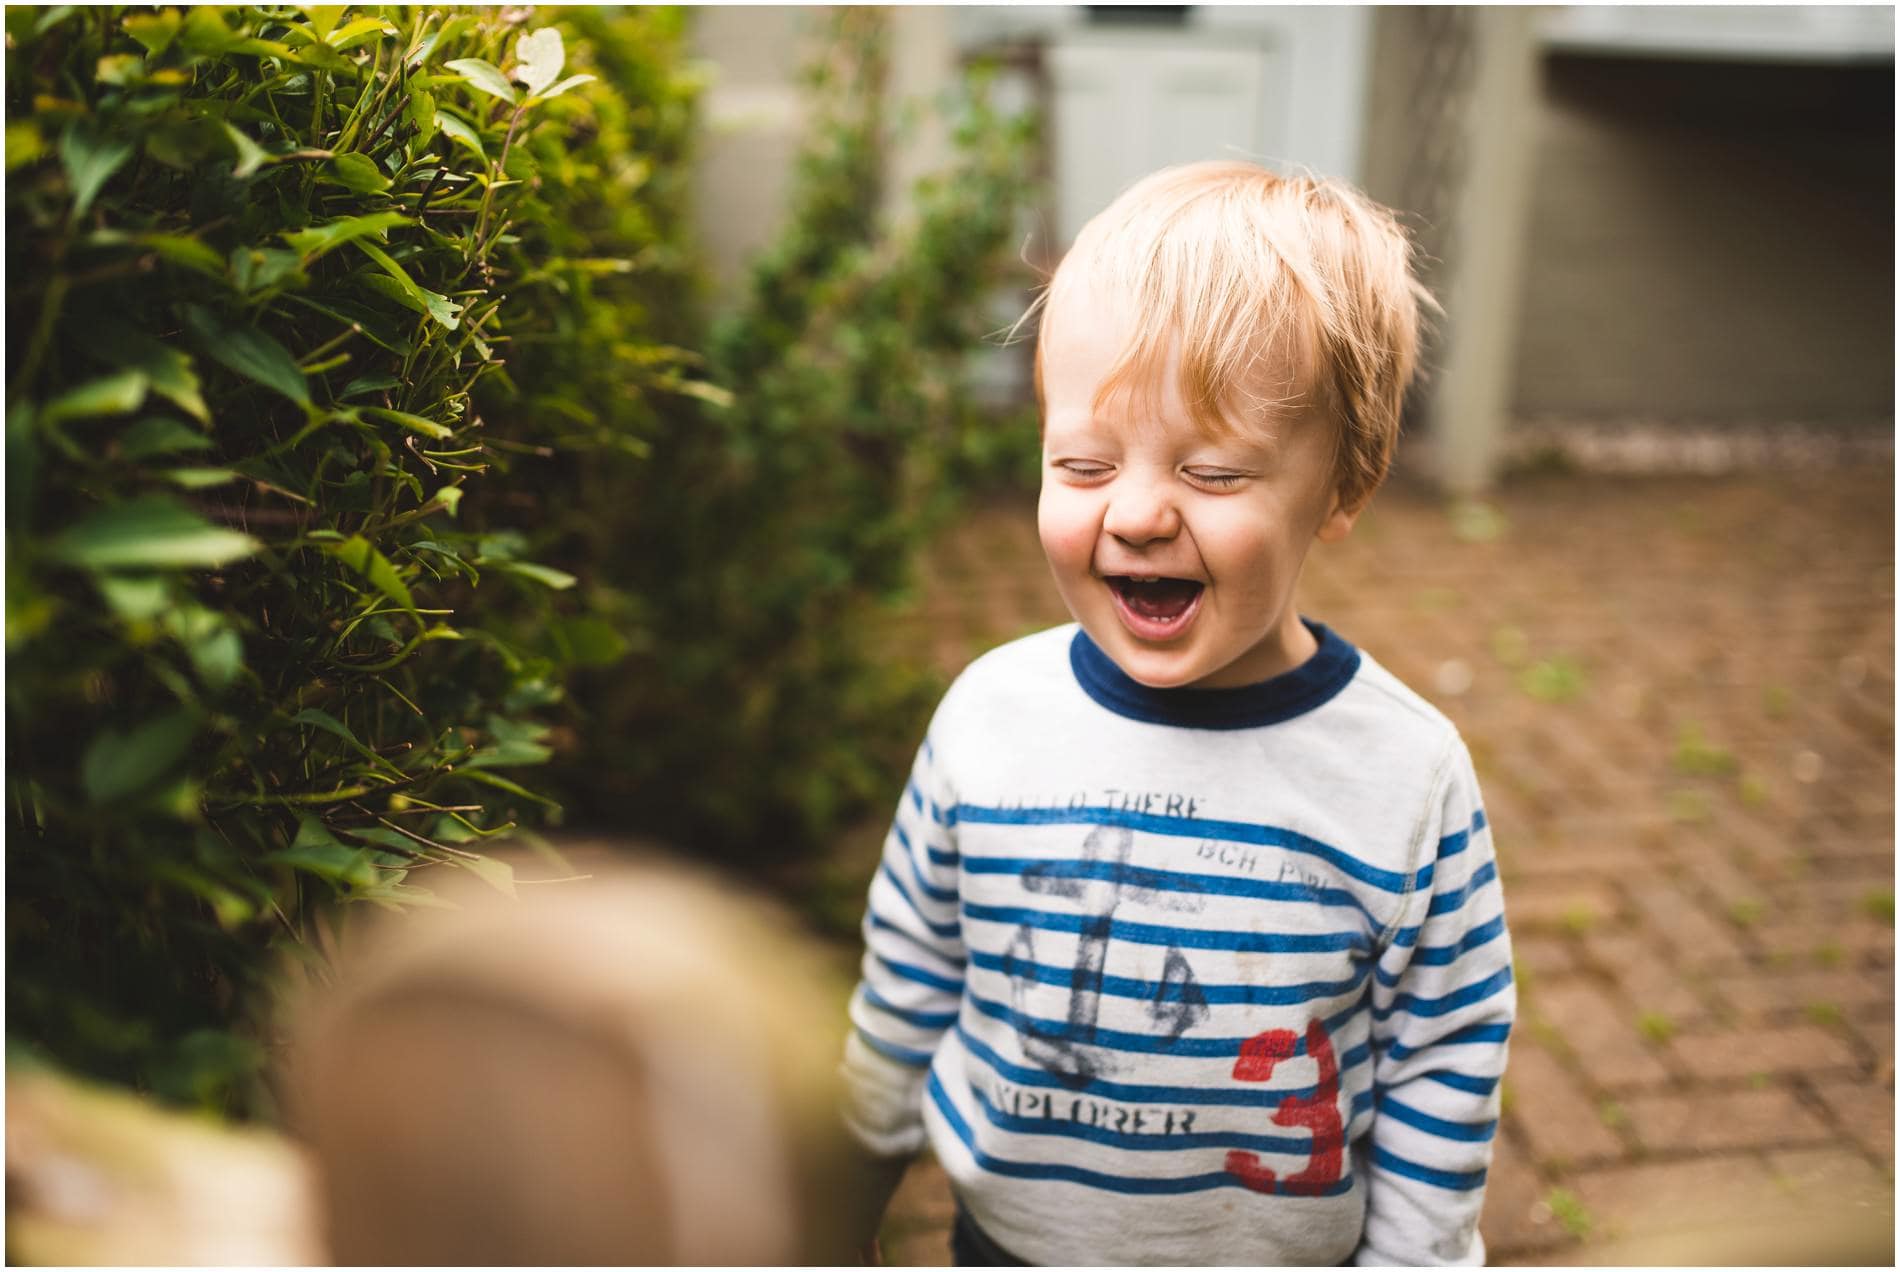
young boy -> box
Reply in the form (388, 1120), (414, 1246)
(841, 161), (1513, 1266)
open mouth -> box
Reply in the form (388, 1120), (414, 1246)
(1105, 575), (1205, 638)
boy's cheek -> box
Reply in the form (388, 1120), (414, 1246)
(1036, 496), (1099, 574)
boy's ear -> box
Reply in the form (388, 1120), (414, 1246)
(1315, 487), (1362, 544)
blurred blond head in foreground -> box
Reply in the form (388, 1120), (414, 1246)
(282, 842), (854, 1265)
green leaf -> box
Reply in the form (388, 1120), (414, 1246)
(96, 323), (209, 423)
(153, 863), (255, 929)
(352, 240), (461, 328)
(444, 57), (517, 105)
(95, 53), (145, 87)
(118, 416), (212, 460)
(139, 233), (227, 278)
(354, 881), (454, 910)
(60, 123), (134, 217)
(223, 122), (270, 179)
(339, 374), (401, 399)
(461, 854), (516, 897)
(362, 406), (453, 440)
(287, 706), (404, 776)
(534, 73), (596, 102)
(511, 28), (565, 97)
(490, 559), (577, 590)
(166, 605), (244, 688)
(6, 121), (45, 171)
(283, 210), (410, 260)
(411, 14), (476, 66)
(456, 767), (560, 807)
(325, 14), (396, 49)
(51, 496), (260, 571)
(325, 535), (416, 613)
(435, 110), (486, 162)
(123, 9), (183, 55)
(96, 574), (170, 622)
(286, 40), (354, 73)
(181, 305), (311, 407)
(230, 246), (305, 295)
(160, 467), (240, 489)
(82, 710), (198, 804)
(41, 370), (149, 427)
(178, 6), (241, 55)
(301, 5), (345, 41)
(324, 152), (391, 194)
(26, 8), (69, 38)
(287, 706), (365, 748)
(405, 87), (436, 135)
(268, 815), (377, 888)
(549, 615), (630, 667)
(465, 715), (554, 769)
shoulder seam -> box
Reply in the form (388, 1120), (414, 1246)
(1378, 732), (1460, 951)
(1348, 656), (1459, 738)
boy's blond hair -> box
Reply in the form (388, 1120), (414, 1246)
(1033, 161), (1433, 513)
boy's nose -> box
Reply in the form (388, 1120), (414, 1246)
(1102, 476), (1181, 545)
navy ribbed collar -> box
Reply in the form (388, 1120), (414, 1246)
(1068, 618), (1361, 730)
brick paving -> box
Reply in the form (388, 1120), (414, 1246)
(866, 467), (1894, 1266)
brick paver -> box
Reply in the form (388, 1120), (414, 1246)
(866, 468), (1894, 1264)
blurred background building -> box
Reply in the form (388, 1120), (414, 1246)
(694, 5), (1894, 491)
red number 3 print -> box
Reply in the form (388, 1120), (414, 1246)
(1224, 1018), (1344, 1196)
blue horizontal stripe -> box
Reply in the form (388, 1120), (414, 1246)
(1375, 1094), (1497, 1143)
(969, 1083), (1329, 1156)
(969, 948), (1371, 1008)
(857, 1025), (934, 1069)
(867, 913), (966, 968)
(903, 779), (951, 825)
(928, 845), (959, 867)
(930, 1074), (1354, 1198)
(862, 985), (959, 1031)
(893, 828), (959, 903)
(1369, 1144), (1487, 1192)
(1420, 1070), (1499, 1097)
(871, 949), (964, 994)
(963, 854), (1382, 925)
(879, 863), (962, 940)
(967, 992), (1365, 1061)
(1385, 1021), (1512, 1063)
(1434, 809), (1488, 862)
(957, 1025), (1373, 1110)
(868, 913), (967, 967)
(963, 903), (1370, 956)
(953, 804), (1412, 894)
(1428, 859), (1499, 918)
(1373, 964), (1514, 1023)
(1378, 914), (1509, 984)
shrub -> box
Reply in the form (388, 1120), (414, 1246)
(538, 9), (1041, 858)
(3, 5), (656, 1111)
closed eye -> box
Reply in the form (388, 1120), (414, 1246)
(1185, 468), (1249, 489)
(1054, 459), (1113, 480)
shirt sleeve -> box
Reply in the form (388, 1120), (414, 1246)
(839, 733), (967, 1157)
(1355, 738), (1515, 1266)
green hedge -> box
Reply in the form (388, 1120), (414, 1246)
(4, 5), (1038, 1111)
(2, 5), (690, 1111)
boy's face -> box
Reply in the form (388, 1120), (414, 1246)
(1037, 288), (1358, 690)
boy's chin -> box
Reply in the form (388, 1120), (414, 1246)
(1091, 630), (1216, 690)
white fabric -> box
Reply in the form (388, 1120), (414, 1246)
(842, 624), (1514, 1266)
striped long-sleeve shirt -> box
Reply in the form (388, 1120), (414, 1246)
(842, 622), (1514, 1266)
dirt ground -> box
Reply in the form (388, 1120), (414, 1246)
(863, 465), (1894, 1266)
